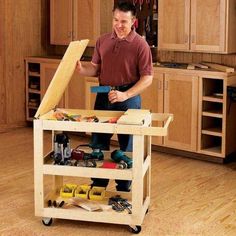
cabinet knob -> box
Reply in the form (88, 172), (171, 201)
(164, 81), (168, 90)
(185, 34), (189, 43)
(67, 31), (72, 38)
(158, 80), (162, 90)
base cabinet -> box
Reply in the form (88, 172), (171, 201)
(25, 58), (61, 121)
(163, 73), (199, 151)
(141, 73), (164, 146)
(154, 67), (236, 159)
(198, 75), (236, 157)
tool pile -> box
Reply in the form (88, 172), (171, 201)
(51, 133), (133, 169)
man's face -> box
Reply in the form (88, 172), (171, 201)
(112, 9), (135, 39)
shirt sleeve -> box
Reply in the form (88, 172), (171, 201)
(138, 40), (153, 76)
(91, 38), (101, 65)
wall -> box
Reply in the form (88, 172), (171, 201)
(0, 0), (49, 132)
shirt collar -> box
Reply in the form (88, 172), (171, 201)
(111, 28), (136, 42)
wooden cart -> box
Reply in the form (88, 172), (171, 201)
(33, 40), (173, 233)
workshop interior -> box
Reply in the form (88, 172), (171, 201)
(1, 0), (236, 235)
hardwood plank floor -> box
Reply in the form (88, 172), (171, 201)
(0, 127), (236, 236)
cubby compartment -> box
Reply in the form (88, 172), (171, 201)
(28, 93), (40, 108)
(28, 62), (40, 75)
(201, 116), (222, 136)
(201, 134), (222, 154)
(28, 108), (38, 120)
(202, 78), (223, 97)
(28, 76), (40, 91)
(202, 101), (223, 115)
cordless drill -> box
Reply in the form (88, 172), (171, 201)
(111, 150), (133, 169)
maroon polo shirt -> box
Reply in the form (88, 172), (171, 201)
(91, 29), (153, 86)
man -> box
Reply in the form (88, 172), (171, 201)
(77, 1), (153, 192)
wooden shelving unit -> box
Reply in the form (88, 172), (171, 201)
(25, 58), (61, 121)
(26, 61), (41, 121)
(199, 77), (226, 157)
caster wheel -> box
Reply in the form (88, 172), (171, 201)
(129, 225), (142, 234)
(42, 217), (53, 226)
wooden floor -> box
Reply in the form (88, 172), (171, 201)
(1, 127), (236, 236)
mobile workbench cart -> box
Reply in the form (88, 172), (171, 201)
(33, 40), (173, 234)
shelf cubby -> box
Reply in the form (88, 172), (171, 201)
(201, 116), (222, 136)
(201, 134), (222, 155)
(202, 78), (223, 97)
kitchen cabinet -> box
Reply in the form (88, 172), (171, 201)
(65, 72), (86, 109)
(84, 71), (198, 151)
(141, 73), (164, 145)
(158, 0), (236, 53)
(25, 57), (62, 121)
(198, 74), (236, 158)
(146, 69), (199, 151)
(50, 0), (113, 46)
(163, 73), (199, 151)
(155, 66), (236, 159)
(84, 77), (99, 110)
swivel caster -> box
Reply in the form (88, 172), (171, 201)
(129, 225), (142, 234)
(42, 217), (53, 226)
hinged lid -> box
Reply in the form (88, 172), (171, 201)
(34, 39), (89, 118)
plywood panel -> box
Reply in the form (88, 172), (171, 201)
(35, 40), (89, 118)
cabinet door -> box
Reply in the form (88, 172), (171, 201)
(163, 73), (198, 151)
(85, 77), (99, 110)
(50, 0), (73, 45)
(73, 0), (100, 46)
(158, 0), (190, 50)
(41, 63), (65, 107)
(191, 0), (226, 52)
(141, 72), (164, 145)
(65, 72), (85, 109)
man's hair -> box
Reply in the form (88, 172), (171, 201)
(113, 1), (137, 17)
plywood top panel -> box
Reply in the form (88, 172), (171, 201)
(35, 39), (89, 118)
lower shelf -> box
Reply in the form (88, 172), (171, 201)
(38, 190), (150, 226)
(200, 134), (222, 157)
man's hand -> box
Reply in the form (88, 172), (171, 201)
(76, 61), (100, 77)
(76, 61), (82, 72)
(108, 90), (128, 104)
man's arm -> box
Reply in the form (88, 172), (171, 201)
(76, 61), (100, 77)
(108, 75), (153, 104)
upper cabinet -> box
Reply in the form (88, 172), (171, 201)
(50, 0), (113, 46)
(158, 0), (236, 53)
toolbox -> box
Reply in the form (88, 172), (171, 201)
(33, 40), (173, 234)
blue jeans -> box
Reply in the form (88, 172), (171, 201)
(91, 93), (141, 191)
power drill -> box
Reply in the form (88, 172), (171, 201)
(111, 150), (133, 169)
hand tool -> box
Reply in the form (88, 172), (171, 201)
(52, 133), (71, 165)
(102, 117), (119, 123)
(111, 150), (133, 168)
(109, 195), (132, 214)
(91, 86), (112, 93)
